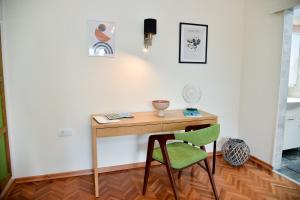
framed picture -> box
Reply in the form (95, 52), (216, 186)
(87, 20), (115, 57)
(179, 23), (208, 64)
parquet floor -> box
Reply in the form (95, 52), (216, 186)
(6, 156), (300, 200)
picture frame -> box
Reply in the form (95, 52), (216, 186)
(179, 23), (208, 64)
(87, 20), (115, 57)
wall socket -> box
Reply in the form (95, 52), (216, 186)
(58, 128), (73, 137)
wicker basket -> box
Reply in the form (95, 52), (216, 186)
(221, 138), (250, 166)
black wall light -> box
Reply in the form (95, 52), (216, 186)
(144, 18), (157, 52)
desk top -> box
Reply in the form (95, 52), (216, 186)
(91, 109), (217, 129)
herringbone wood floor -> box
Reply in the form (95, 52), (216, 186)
(6, 156), (300, 200)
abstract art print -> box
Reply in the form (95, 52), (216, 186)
(179, 23), (208, 64)
(87, 20), (115, 57)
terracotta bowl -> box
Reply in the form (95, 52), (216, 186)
(152, 100), (170, 117)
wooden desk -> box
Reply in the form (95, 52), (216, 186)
(91, 109), (218, 197)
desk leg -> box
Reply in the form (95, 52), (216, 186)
(92, 130), (99, 197)
(212, 141), (216, 175)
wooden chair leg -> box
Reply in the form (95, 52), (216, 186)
(204, 159), (219, 200)
(212, 140), (216, 174)
(178, 170), (182, 179)
(143, 157), (152, 195)
(160, 144), (180, 200)
(143, 138), (155, 195)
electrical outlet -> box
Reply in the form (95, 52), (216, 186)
(58, 128), (73, 137)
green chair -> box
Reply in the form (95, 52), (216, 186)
(143, 124), (220, 200)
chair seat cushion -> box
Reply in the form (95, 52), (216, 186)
(152, 142), (208, 169)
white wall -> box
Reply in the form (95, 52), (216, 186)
(239, 0), (284, 164)
(0, 0), (2, 21)
(3, 0), (245, 178)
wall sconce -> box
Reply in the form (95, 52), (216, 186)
(144, 18), (157, 52)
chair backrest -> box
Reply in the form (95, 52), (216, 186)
(175, 124), (220, 147)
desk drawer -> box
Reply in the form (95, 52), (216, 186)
(162, 119), (217, 132)
(96, 124), (162, 137)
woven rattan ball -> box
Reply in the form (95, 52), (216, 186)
(221, 138), (250, 166)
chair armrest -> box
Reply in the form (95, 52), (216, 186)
(148, 134), (175, 170)
(145, 133), (175, 167)
(150, 134), (175, 158)
(148, 133), (175, 144)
